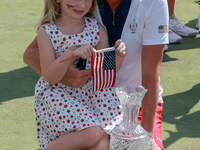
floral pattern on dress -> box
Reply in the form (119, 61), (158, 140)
(34, 17), (123, 149)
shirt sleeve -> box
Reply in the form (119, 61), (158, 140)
(142, 0), (169, 45)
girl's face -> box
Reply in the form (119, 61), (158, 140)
(59, 0), (93, 19)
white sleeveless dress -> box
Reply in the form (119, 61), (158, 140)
(34, 17), (123, 149)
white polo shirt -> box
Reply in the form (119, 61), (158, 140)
(95, 0), (169, 103)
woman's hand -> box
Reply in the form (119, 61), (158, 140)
(59, 57), (92, 88)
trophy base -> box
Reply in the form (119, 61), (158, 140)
(110, 136), (150, 150)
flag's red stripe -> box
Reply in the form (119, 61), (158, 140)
(98, 53), (103, 91)
(95, 53), (99, 91)
(91, 54), (95, 91)
(100, 68), (106, 91)
(99, 52), (104, 91)
(101, 68), (106, 90)
(105, 69), (109, 89)
(107, 69), (112, 88)
(111, 69), (116, 87)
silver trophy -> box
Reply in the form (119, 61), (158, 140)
(110, 86), (150, 150)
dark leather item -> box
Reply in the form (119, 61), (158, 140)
(75, 57), (87, 70)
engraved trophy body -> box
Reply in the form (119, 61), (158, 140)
(110, 86), (150, 150)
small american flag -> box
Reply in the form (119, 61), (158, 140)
(91, 48), (116, 92)
(158, 25), (168, 33)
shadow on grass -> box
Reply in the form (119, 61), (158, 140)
(0, 66), (40, 104)
(162, 83), (200, 148)
(167, 35), (200, 52)
(162, 52), (178, 63)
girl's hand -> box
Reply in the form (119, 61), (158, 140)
(114, 39), (127, 57)
(72, 44), (96, 59)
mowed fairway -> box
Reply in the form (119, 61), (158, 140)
(0, 0), (199, 149)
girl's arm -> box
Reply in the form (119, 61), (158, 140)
(23, 37), (92, 88)
(37, 27), (95, 85)
(95, 23), (126, 72)
(37, 26), (74, 84)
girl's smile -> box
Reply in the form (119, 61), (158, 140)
(65, 3), (85, 16)
(73, 9), (85, 15)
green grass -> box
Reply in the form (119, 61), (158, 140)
(161, 0), (200, 149)
(0, 0), (42, 150)
(0, 0), (200, 149)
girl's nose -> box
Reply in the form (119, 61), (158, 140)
(77, 0), (86, 8)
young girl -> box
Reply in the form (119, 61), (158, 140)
(34, 0), (126, 149)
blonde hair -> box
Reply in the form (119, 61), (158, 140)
(38, 0), (96, 29)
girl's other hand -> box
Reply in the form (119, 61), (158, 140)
(72, 44), (96, 59)
(114, 39), (126, 57)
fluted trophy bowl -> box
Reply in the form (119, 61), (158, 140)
(109, 86), (150, 150)
(115, 86), (147, 107)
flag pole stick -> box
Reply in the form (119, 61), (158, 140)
(60, 56), (77, 62)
